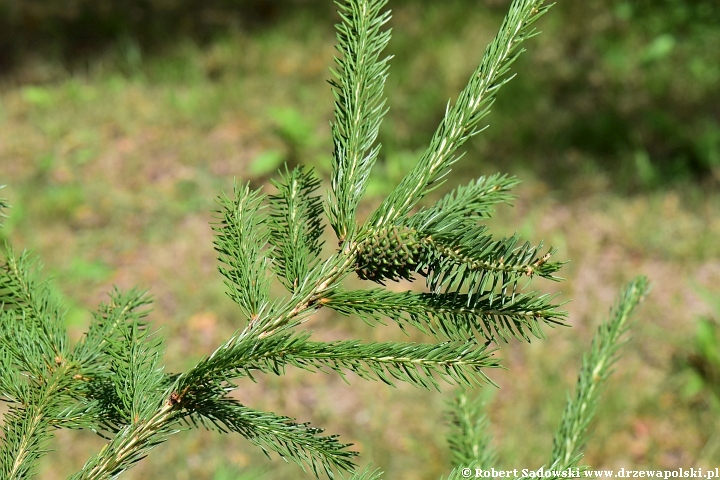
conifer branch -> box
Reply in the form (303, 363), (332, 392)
(0, 250), (78, 478)
(351, 173), (565, 300)
(422, 234), (564, 299)
(0, 0), (608, 477)
(550, 276), (650, 471)
(0, 366), (76, 479)
(446, 390), (496, 469)
(70, 403), (180, 480)
(409, 174), (521, 232)
(327, 289), (566, 342)
(73, 288), (153, 368)
(328, 0), (392, 242)
(369, 0), (550, 227)
(344, 465), (384, 480)
(177, 330), (500, 394)
(268, 166), (325, 292)
(506, 277), (650, 480)
(57, 290), (157, 437)
(213, 183), (274, 321)
(103, 320), (166, 426)
(251, 335), (502, 389)
(0, 249), (68, 365)
(71, 321), (177, 479)
(182, 399), (357, 477)
(0, 335), (25, 403)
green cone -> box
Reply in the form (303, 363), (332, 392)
(355, 226), (427, 283)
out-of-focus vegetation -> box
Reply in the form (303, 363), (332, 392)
(2, 0), (719, 187)
(674, 288), (720, 451)
(1, 0), (719, 478)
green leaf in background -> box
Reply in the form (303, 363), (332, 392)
(642, 34), (676, 64)
(67, 257), (113, 283)
(21, 86), (55, 108)
(249, 150), (285, 177)
(270, 107), (316, 149)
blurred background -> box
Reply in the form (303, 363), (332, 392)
(1, 0), (719, 478)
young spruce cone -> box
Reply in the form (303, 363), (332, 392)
(355, 226), (427, 283)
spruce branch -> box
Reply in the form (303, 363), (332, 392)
(327, 289), (566, 342)
(64, 289), (156, 435)
(0, 337), (26, 403)
(0, 248), (68, 366)
(73, 288), (153, 368)
(0, 368), (76, 479)
(0, 0), (590, 477)
(343, 465), (384, 480)
(0, 250), (87, 478)
(51, 399), (111, 433)
(446, 390), (496, 469)
(550, 276), (650, 471)
(182, 399), (357, 478)
(328, 0), (392, 241)
(213, 182), (274, 321)
(254, 253), (357, 338)
(405, 174), (566, 299)
(71, 322), (177, 480)
(409, 174), (521, 232)
(0, 314), (52, 384)
(103, 319), (166, 426)
(70, 403), (180, 480)
(268, 166), (325, 292)
(369, 0), (550, 227)
(352, 203), (565, 304)
(254, 335), (502, 390)
(177, 330), (500, 394)
(422, 233), (564, 300)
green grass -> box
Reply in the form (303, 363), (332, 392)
(2, 6), (720, 479)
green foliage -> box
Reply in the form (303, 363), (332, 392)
(684, 318), (720, 401)
(327, 288), (565, 343)
(369, 1), (550, 227)
(212, 183), (273, 320)
(0, 251), (74, 478)
(183, 402), (357, 477)
(0, 0), (651, 478)
(328, 0), (392, 242)
(7, 1), (719, 188)
(446, 390), (497, 469)
(442, 278), (649, 480)
(672, 287), (720, 462)
(519, 0), (720, 186)
(268, 166), (325, 292)
(676, 287), (720, 403)
(549, 277), (649, 472)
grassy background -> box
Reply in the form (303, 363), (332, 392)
(1, 0), (720, 478)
